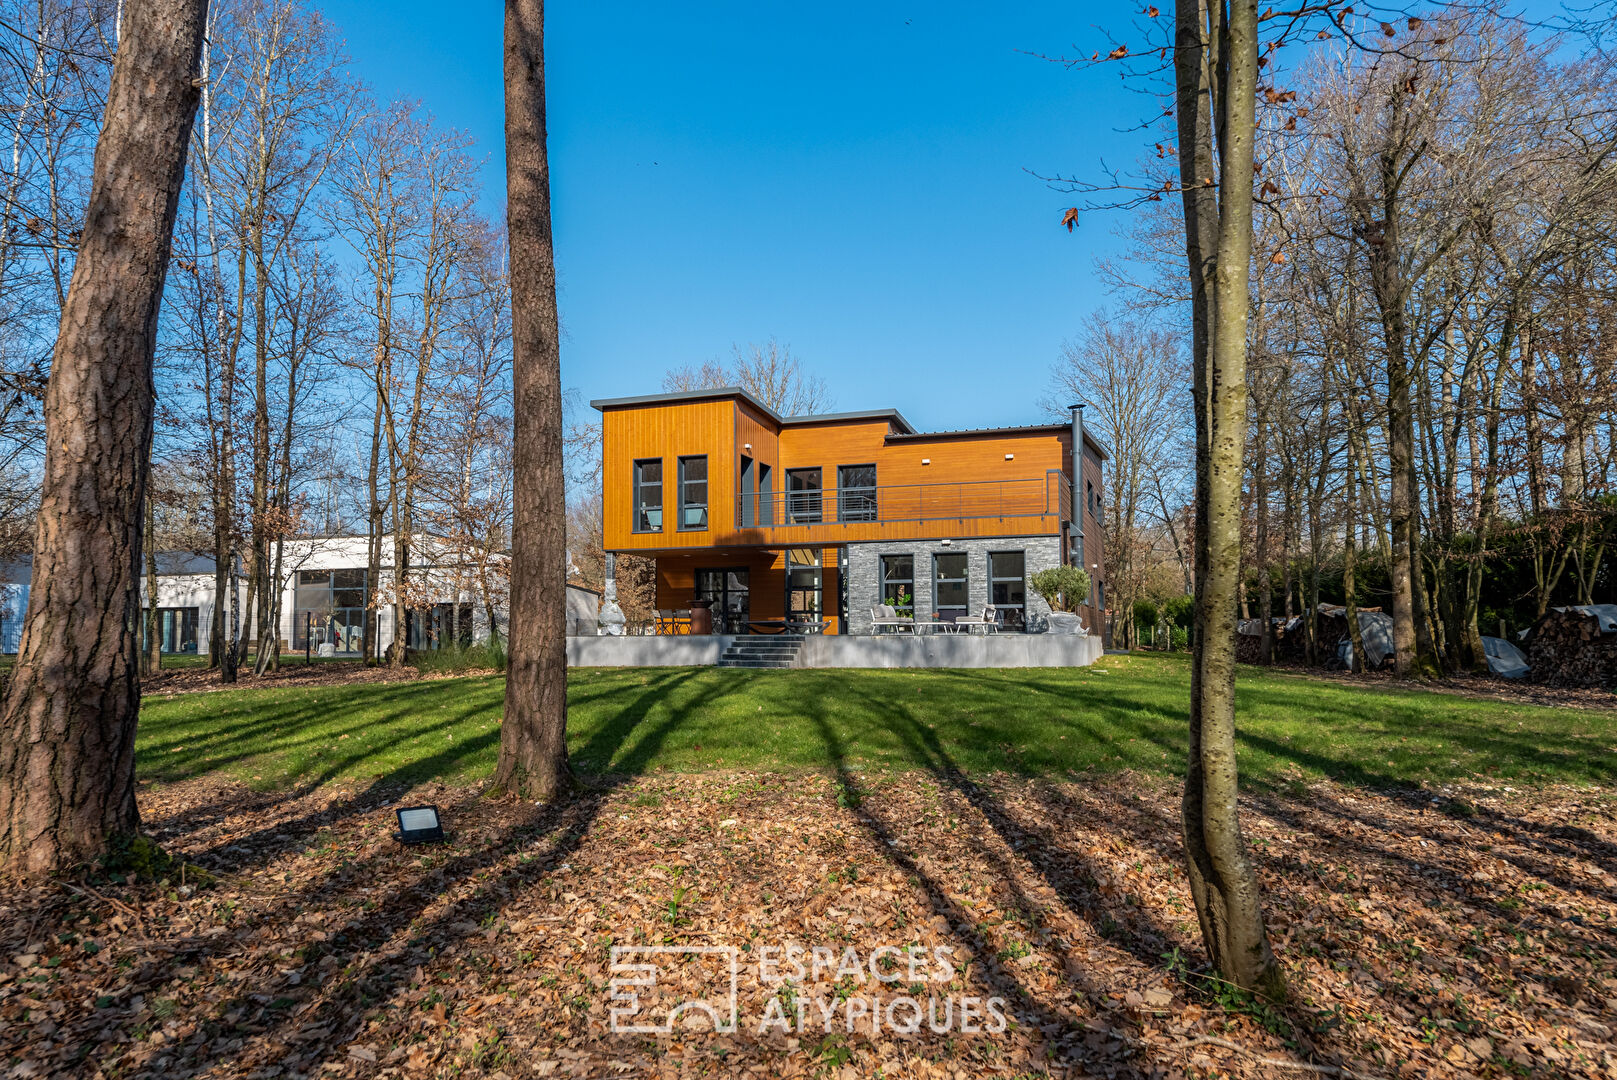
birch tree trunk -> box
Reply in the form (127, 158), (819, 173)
(0, 0), (206, 877)
(1174, 0), (1285, 997)
(496, 0), (572, 801)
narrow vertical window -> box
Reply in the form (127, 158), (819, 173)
(634, 458), (663, 532)
(879, 554), (914, 614)
(739, 455), (755, 527)
(786, 468), (823, 524)
(837, 464), (877, 522)
(933, 552), (968, 623)
(678, 455), (708, 531)
(988, 551), (1026, 630)
(758, 463), (774, 526)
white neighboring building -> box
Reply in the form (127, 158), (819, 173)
(1, 535), (507, 658)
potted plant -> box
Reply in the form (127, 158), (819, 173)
(1029, 566), (1092, 634)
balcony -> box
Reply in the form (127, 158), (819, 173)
(734, 470), (1072, 540)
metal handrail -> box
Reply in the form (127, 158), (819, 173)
(737, 472), (1070, 528)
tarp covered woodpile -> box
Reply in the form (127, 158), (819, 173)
(1315, 604), (1394, 670)
(1526, 605), (1617, 688)
(1235, 615), (1307, 664)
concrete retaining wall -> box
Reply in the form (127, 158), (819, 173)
(565, 633), (1101, 669)
(567, 635), (737, 667)
(794, 633), (1102, 669)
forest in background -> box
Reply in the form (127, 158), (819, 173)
(0, 2), (1612, 676)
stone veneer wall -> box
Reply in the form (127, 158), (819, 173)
(845, 535), (1063, 635)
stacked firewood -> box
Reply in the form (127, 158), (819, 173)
(1234, 616), (1312, 664)
(1526, 608), (1617, 688)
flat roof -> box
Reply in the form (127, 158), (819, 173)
(590, 386), (916, 434)
(887, 422), (1110, 460)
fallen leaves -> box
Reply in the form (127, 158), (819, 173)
(0, 769), (1613, 1078)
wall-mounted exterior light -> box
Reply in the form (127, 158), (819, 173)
(921, 458), (931, 465)
(1004, 453), (1014, 461)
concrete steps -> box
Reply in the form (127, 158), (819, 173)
(716, 636), (805, 669)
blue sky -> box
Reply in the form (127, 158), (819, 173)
(317, 2), (1160, 430)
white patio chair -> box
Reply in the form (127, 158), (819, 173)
(870, 604), (914, 634)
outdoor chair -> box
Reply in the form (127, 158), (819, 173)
(954, 604), (999, 634)
(870, 604), (914, 634)
(656, 609), (691, 635)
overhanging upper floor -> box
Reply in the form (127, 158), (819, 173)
(593, 386), (1108, 554)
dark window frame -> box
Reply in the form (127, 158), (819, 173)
(879, 554), (914, 614)
(633, 458), (664, 533)
(739, 455), (755, 527)
(837, 463), (878, 522)
(785, 548), (823, 627)
(988, 550), (1027, 630)
(678, 454), (708, 532)
(933, 551), (969, 622)
(786, 467), (823, 524)
(758, 463), (774, 526)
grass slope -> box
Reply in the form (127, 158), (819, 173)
(135, 653), (1617, 793)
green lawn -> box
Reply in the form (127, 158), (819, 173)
(134, 653), (1617, 793)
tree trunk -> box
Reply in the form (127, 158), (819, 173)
(0, 0), (205, 877)
(144, 496), (160, 675)
(496, 0), (572, 802)
(1254, 412), (1272, 664)
(1173, 0), (1284, 998)
(1344, 424), (1365, 674)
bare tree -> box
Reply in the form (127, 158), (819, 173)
(663, 338), (833, 415)
(1046, 311), (1185, 648)
(0, 0), (205, 876)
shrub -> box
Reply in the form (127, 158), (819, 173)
(413, 637), (508, 676)
(1029, 566), (1092, 613)
(1163, 595), (1195, 629)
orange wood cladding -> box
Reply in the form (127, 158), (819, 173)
(600, 395), (1103, 552)
(654, 545), (842, 634)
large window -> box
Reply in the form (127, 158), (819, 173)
(407, 604), (474, 651)
(989, 551), (1026, 630)
(144, 607), (199, 653)
(879, 554), (914, 614)
(837, 464), (877, 522)
(786, 468), (822, 524)
(933, 552), (968, 623)
(678, 455), (708, 531)
(293, 568), (369, 655)
(633, 458), (663, 533)
(786, 548), (823, 627)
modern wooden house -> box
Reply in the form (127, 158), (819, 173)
(593, 387), (1108, 635)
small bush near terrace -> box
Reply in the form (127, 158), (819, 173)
(411, 636), (507, 675)
(135, 652), (1617, 792)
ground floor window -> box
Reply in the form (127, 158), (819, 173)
(407, 603), (475, 650)
(879, 554), (914, 614)
(145, 607), (199, 653)
(989, 551), (1026, 630)
(786, 549), (823, 627)
(293, 568), (369, 654)
(933, 552), (968, 622)
(695, 567), (750, 633)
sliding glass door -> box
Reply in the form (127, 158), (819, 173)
(695, 568), (750, 633)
